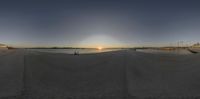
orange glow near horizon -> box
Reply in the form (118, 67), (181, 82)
(97, 46), (103, 50)
(0, 45), (7, 48)
(78, 35), (127, 48)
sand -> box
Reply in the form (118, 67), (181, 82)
(0, 49), (200, 99)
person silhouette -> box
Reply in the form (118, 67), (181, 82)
(74, 50), (79, 55)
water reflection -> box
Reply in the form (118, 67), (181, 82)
(136, 49), (192, 55)
(29, 49), (121, 54)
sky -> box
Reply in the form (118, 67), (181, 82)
(0, 0), (200, 48)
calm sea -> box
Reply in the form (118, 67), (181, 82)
(29, 49), (121, 54)
(28, 48), (193, 55)
(136, 49), (192, 55)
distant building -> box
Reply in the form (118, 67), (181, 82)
(0, 44), (8, 50)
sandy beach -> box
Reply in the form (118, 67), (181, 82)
(0, 49), (200, 99)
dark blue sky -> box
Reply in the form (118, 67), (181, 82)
(0, 0), (200, 47)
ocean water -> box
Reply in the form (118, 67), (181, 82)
(136, 49), (192, 55)
(29, 48), (193, 55)
(29, 48), (121, 54)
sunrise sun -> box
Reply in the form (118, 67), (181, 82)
(97, 46), (103, 50)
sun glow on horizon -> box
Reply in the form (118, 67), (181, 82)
(78, 35), (125, 48)
(97, 46), (103, 50)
